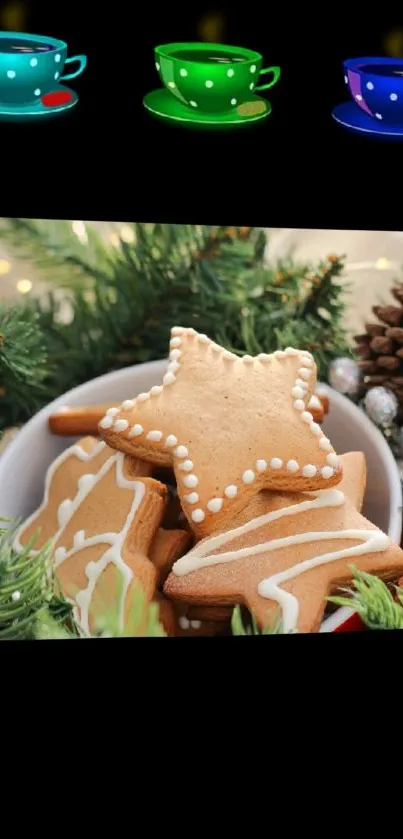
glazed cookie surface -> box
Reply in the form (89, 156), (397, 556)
(99, 327), (342, 537)
(164, 452), (403, 633)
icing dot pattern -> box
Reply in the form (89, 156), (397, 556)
(99, 329), (340, 523)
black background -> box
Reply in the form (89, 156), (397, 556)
(0, 3), (402, 228)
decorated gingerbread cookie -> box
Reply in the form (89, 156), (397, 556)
(14, 438), (191, 635)
(14, 436), (153, 550)
(98, 327), (342, 538)
(164, 452), (403, 633)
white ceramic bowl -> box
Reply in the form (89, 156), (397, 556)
(0, 362), (401, 632)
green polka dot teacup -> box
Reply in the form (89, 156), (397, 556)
(155, 42), (281, 113)
(0, 31), (87, 105)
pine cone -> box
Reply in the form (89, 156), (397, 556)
(354, 284), (403, 423)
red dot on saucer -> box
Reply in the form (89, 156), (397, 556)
(41, 90), (73, 107)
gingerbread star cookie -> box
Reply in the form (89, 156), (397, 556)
(164, 452), (403, 633)
(98, 327), (342, 538)
(14, 439), (178, 635)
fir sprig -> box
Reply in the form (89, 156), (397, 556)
(0, 303), (50, 426)
(328, 566), (403, 630)
(0, 524), (77, 640)
(0, 221), (353, 430)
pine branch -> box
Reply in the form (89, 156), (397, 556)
(0, 217), (113, 288)
(0, 523), (78, 640)
(328, 566), (403, 630)
(0, 303), (50, 428)
(0, 222), (353, 429)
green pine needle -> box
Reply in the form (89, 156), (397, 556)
(0, 221), (353, 431)
(328, 566), (403, 630)
(0, 523), (77, 640)
(231, 604), (287, 635)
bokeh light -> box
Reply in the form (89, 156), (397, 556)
(71, 220), (88, 243)
(16, 279), (33, 294)
(375, 257), (390, 270)
(197, 10), (226, 43)
(383, 27), (403, 58)
(0, 1), (27, 30)
(0, 259), (11, 276)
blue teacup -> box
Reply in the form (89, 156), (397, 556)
(344, 56), (403, 126)
(0, 31), (87, 105)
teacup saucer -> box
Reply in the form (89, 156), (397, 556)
(332, 101), (403, 139)
(0, 85), (78, 122)
(143, 88), (272, 130)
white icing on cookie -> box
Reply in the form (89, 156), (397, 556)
(242, 470), (255, 484)
(179, 460), (194, 472)
(184, 492), (199, 504)
(99, 416), (113, 429)
(207, 498), (223, 513)
(308, 394), (321, 410)
(114, 419), (129, 432)
(163, 372), (176, 386)
(172, 488), (390, 633)
(13, 440), (107, 554)
(129, 424), (143, 438)
(302, 464), (317, 478)
(175, 445), (188, 458)
(52, 454), (146, 636)
(179, 615), (190, 629)
(146, 430), (163, 442)
(13, 441), (147, 637)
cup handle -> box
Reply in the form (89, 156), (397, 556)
(60, 55), (87, 82)
(254, 65), (281, 92)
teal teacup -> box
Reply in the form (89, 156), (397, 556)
(0, 31), (87, 105)
(154, 42), (281, 113)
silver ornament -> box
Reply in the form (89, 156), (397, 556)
(364, 386), (398, 426)
(328, 357), (361, 395)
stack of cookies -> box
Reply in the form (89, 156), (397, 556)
(15, 326), (403, 635)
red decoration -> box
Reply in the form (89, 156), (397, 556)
(41, 90), (73, 108)
(333, 612), (367, 632)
